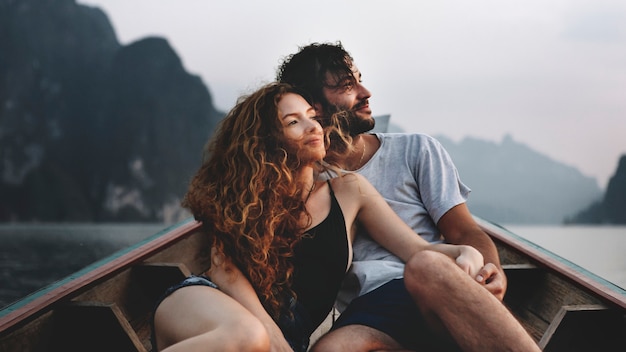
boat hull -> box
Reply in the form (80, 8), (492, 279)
(1, 217), (625, 351)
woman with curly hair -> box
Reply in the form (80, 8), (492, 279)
(152, 82), (484, 352)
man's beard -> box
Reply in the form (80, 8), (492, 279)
(346, 112), (375, 136)
(325, 105), (375, 137)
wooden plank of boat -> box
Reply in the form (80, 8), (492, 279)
(476, 217), (626, 351)
(0, 218), (211, 351)
(1, 217), (625, 351)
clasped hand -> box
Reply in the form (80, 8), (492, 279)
(455, 246), (506, 300)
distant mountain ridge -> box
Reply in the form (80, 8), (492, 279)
(0, 1), (616, 224)
(434, 134), (603, 224)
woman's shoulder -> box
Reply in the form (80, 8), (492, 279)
(329, 172), (362, 185)
(329, 172), (374, 195)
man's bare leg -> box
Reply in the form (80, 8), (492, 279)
(310, 324), (409, 352)
(404, 250), (540, 352)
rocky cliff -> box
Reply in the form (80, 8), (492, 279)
(0, 0), (223, 222)
(566, 155), (626, 224)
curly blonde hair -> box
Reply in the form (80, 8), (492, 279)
(184, 83), (353, 318)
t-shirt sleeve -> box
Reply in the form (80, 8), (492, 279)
(413, 135), (470, 224)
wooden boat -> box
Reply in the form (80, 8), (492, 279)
(0, 217), (625, 351)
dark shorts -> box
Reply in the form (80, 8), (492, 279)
(151, 275), (313, 352)
(151, 275), (218, 350)
(277, 297), (314, 352)
(332, 278), (459, 351)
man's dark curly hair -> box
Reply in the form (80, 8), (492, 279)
(276, 41), (355, 115)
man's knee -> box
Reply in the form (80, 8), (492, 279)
(310, 328), (344, 352)
(405, 250), (454, 279)
(404, 250), (462, 300)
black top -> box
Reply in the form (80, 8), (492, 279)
(291, 181), (349, 329)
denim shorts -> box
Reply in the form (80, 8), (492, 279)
(277, 296), (314, 352)
(332, 278), (459, 351)
(151, 275), (313, 352)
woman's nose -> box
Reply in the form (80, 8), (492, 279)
(307, 118), (322, 132)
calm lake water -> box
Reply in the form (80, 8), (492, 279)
(505, 224), (626, 290)
(0, 223), (166, 308)
(1, 223), (625, 309)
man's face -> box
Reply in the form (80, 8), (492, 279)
(320, 63), (375, 135)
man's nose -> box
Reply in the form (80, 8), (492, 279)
(356, 82), (371, 100)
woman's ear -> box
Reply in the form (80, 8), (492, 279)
(211, 246), (224, 266)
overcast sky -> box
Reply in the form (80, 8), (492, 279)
(78, 0), (626, 189)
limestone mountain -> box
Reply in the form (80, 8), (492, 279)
(566, 155), (626, 224)
(0, 0), (223, 222)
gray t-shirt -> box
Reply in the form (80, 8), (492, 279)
(336, 133), (470, 310)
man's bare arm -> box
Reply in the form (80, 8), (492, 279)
(437, 203), (507, 300)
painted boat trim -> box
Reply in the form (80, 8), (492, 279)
(0, 218), (201, 332)
(475, 217), (626, 310)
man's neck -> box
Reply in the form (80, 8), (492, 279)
(343, 134), (375, 171)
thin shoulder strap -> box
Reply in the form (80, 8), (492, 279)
(326, 179), (335, 195)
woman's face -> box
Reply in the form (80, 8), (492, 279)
(278, 93), (325, 162)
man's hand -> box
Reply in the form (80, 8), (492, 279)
(475, 262), (507, 301)
(437, 204), (508, 301)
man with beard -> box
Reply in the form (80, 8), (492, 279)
(277, 42), (539, 352)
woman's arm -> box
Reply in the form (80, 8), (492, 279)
(208, 248), (293, 352)
(346, 174), (484, 274)
(425, 243), (484, 278)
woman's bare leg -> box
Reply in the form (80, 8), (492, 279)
(154, 285), (270, 352)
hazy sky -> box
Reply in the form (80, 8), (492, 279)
(78, 0), (626, 188)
